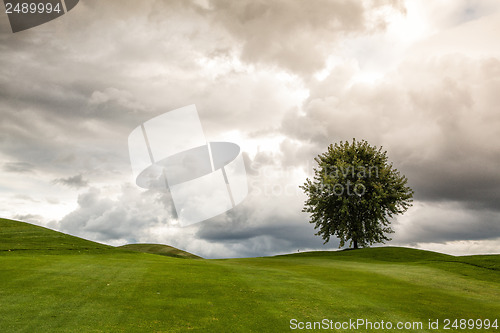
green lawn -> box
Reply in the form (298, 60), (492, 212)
(1, 218), (499, 332)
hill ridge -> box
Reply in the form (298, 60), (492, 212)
(0, 218), (200, 259)
(117, 243), (203, 259)
(1, 218), (499, 264)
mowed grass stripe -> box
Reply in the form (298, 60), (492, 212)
(0, 253), (284, 332)
(216, 257), (500, 328)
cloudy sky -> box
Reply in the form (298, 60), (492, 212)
(1, 0), (499, 258)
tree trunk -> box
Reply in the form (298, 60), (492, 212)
(353, 239), (358, 249)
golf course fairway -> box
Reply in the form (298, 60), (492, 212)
(1, 218), (499, 332)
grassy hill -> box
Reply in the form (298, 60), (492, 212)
(1, 218), (499, 332)
(118, 243), (202, 259)
(0, 218), (112, 253)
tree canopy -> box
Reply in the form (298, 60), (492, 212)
(300, 139), (413, 249)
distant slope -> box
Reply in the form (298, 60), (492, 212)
(118, 243), (202, 259)
(0, 218), (112, 253)
(0, 218), (201, 258)
(275, 246), (453, 262)
(274, 246), (500, 271)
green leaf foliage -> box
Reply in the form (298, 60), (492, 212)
(300, 139), (414, 248)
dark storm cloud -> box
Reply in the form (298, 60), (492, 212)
(2, 162), (35, 173)
(0, 99), (133, 180)
(197, 205), (319, 243)
(0, 0), (406, 167)
(0, 0), (297, 178)
(53, 174), (89, 188)
(392, 204), (500, 244)
(196, 219), (336, 258)
(204, 0), (405, 77)
(192, 189), (337, 257)
(12, 214), (45, 223)
(56, 186), (176, 243)
(0, 41), (151, 181)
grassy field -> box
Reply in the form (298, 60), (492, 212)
(1, 218), (499, 332)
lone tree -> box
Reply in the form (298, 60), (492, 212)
(300, 139), (413, 249)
